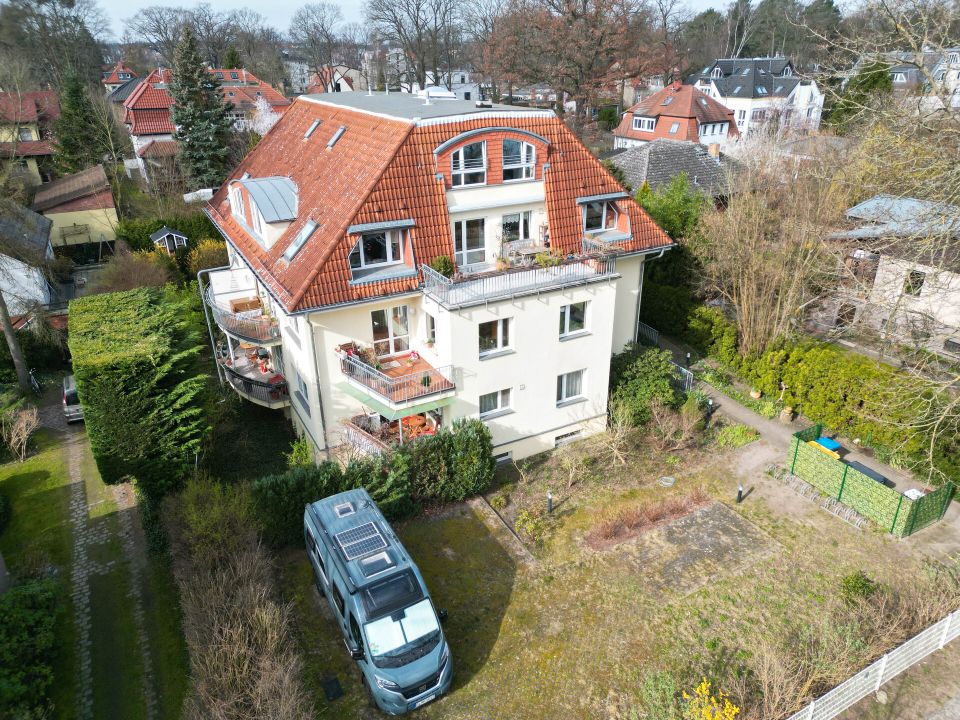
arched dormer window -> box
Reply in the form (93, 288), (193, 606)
(229, 185), (245, 220)
(502, 139), (535, 181)
(711, 67), (722, 78)
(451, 141), (486, 186)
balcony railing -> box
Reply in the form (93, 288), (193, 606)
(421, 254), (617, 309)
(221, 363), (290, 408)
(339, 353), (455, 406)
(205, 286), (281, 345)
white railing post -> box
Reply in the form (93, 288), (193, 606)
(874, 653), (888, 691)
(939, 616), (950, 649)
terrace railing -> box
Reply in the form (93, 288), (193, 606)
(222, 363), (290, 408)
(205, 286), (281, 345)
(421, 254), (617, 309)
(339, 353), (455, 405)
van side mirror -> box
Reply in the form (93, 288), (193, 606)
(438, 608), (448, 622)
(350, 647), (364, 661)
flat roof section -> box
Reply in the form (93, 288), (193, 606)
(301, 92), (551, 122)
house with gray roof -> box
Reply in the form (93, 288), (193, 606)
(0, 202), (55, 314)
(689, 57), (824, 137)
(606, 139), (733, 200)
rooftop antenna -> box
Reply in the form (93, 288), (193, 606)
(424, 88), (431, 105)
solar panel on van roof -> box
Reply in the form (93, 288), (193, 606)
(336, 522), (388, 560)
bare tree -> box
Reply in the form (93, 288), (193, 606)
(1, 404), (39, 461)
(190, 3), (237, 68)
(124, 5), (186, 66)
(289, 2), (343, 77)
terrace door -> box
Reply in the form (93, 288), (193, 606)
(454, 219), (485, 269)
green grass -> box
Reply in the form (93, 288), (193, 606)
(141, 557), (190, 720)
(714, 423), (760, 449)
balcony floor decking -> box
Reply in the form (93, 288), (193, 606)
(376, 355), (455, 402)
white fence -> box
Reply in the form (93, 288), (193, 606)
(787, 608), (960, 720)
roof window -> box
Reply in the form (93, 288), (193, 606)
(327, 125), (346, 148)
(757, 86), (768, 95)
(230, 71), (239, 79)
(334, 502), (355, 518)
(775, 85), (784, 93)
(283, 218), (317, 261)
(741, 67), (750, 75)
(662, 96), (673, 105)
(733, 85), (742, 94)
(304, 119), (321, 139)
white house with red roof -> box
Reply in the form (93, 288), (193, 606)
(102, 62), (138, 93)
(122, 67), (291, 182)
(201, 93), (673, 461)
(613, 82), (739, 151)
(0, 91), (60, 185)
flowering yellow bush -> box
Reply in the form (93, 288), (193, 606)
(683, 678), (740, 720)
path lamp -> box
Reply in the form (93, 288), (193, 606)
(547, 492), (553, 514)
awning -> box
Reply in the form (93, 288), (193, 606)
(336, 382), (455, 421)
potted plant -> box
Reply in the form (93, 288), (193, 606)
(750, 388), (762, 399)
(495, 257), (510, 271)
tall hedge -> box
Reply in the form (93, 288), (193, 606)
(68, 286), (212, 502)
(0, 579), (60, 717)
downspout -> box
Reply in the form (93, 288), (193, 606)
(306, 317), (331, 459)
(197, 265), (230, 387)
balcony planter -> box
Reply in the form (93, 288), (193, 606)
(750, 388), (762, 399)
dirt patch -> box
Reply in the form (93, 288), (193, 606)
(584, 488), (711, 551)
(615, 501), (779, 597)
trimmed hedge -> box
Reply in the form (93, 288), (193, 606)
(116, 214), (216, 253)
(68, 286), (212, 503)
(0, 579), (60, 717)
(253, 419), (496, 547)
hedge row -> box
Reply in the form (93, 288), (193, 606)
(641, 284), (958, 480)
(253, 419), (496, 547)
(68, 286), (212, 503)
(116, 214), (217, 253)
(0, 579), (60, 717)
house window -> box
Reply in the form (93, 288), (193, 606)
(252, 208), (263, 236)
(371, 305), (409, 357)
(349, 230), (404, 276)
(502, 139), (535, 181)
(501, 211), (532, 243)
(295, 372), (310, 415)
(451, 141), (486, 186)
(230, 186), (245, 219)
(554, 430), (582, 447)
(556, 369), (585, 405)
(632, 116), (655, 131)
(479, 388), (511, 418)
(737, 109), (746, 121)
(479, 318), (510, 355)
(230, 71), (239, 79)
(584, 201), (617, 232)
(711, 67), (722, 78)
(460, 74), (466, 83)
(751, 109), (767, 122)
(903, 270), (925, 296)
(669, 122), (680, 134)
(806, 107), (814, 118)
(892, 72), (907, 83)
(425, 312), (436, 344)
(174, 235), (187, 248)
(454, 218), (485, 266)
(17, 127), (33, 141)
(559, 302), (587, 337)
(464, 91), (471, 100)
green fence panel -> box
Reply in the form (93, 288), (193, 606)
(838, 465), (905, 531)
(904, 482), (955, 537)
(790, 438), (845, 497)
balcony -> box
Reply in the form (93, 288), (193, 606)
(204, 269), (281, 346)
(337, 350), (455, 410)
(344, 412), (440, 456)
(218, 343), (289, 409)
(421, 251), (618, 310)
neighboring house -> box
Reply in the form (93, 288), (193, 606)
(202, 92), (673, 462)
(150, 226), (188, 253)
(0, 91), (60, 186)
(0, 203), (55, 314)
(819, 194), (960, 359)
(689, 57), (824, 136)
(102, 62), (138, 93)
(607, 139), (732, 200)
(32, 164), (119, 247)
(613, 81), (739, 150)
(854, 49), (960, 109)
(282, 51), (312, 94)
(306, 65), (359, 94)
(122, 68), (292, 181)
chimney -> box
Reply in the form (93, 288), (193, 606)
(708, 143), (721, 159)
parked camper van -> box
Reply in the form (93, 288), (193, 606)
(304, 489), (452, 714)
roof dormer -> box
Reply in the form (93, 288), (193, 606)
(229, 176), (299, 249)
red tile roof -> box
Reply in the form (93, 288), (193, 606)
(614, 82), (739, 143)
(0, 140), (52, 157)
(124, 68), (290, 137)
(137, 139), (178, 158)
(0, 91), (59, 124)
(102, 62), (138, 85)
(208, 97), (672, 313)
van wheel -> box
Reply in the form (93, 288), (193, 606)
(360, 677), (379, 710)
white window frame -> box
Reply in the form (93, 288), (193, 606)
(711, 67), (722, 78)
(425, 312), (436, 344)
(669, 121), (680, 134)
(478, 318), (510, 356)
(559, 302), (588, 337)
(451, 141), (487, 186)
(632, 116), (656, 132)
(252, 207), (264, 236)
(892, 72), (907, 83)
(501, 211), (532, 243)
(502, 139), (535, 181)
(556, 369), (585, 405)
(371, 304), (410, 357)
(17, 126), (33, 141)
(174, 235), (187, 248)
(583, 201), (618, 233)
(349, 230), (404, 273)
(479, 388), (511, 418)
(230, 186), (245, 220)
(454, 218), (486, 267)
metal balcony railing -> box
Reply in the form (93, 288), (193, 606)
(205, 286), (280, 344)
(421, 254), (617, 309)
(339, 353), (455, 405)
(222, 363), (290, 408)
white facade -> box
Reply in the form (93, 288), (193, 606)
(695, 78), (824, 136)
(0, 253), (53, 315)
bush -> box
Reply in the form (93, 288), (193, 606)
(253, 463), (344, 547)
(840, 570), (879, 604)
(0, 579), (60, 717)
(514, 509), (548, 544)
(186, 238), (229, 276)
(0, 322), (65, 384)
(638, 282), (694, 337)
(428, 255), (455, 277)
(610, 345), (680, 425)
(715, 423), (759, 449)
(285, 435), (314, 468)
(69, 286), (212, 505)
(116, 213), (216, 252)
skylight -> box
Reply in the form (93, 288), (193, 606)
(757, 86), (768, 95)
(283, 219), (317, 262)
(775, 85), (784, 93)
(733, 85), (742, 94)
(662, 96), (674, 106)
(327, 125), (347, 148)
(304, 119), (321, 139)
(742, 68), (750, 75)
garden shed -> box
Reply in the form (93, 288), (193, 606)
(150, 226), (188, 254)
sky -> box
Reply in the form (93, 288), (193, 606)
(101, 0), (729, 41)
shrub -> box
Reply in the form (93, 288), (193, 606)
(610, 345), (680, 425)
(715, 423), (759, 449)
(429, 255), (455, 277)
(253, 462), (344, 547)
(0, 322), (65, 384)
(638, 282), (694, 337)
(514, 509), (548, 545)
(116, 213), (216, 252)
(181, 475), (255, 566)
(90, 250), (176, 293)
(446, 419), (496, 501)
(840, 570), (879, 605)
(285, 435), (314, 468)
(0, 579), (60, 717)
(186, 238), (228, 276)
(69, 286), (212, 505)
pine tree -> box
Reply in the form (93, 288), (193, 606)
(52, 73), (101, 174)
(222, 46), (242, 70)
(170, 27), (233, 189)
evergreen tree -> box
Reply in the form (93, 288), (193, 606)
(827, 59), (893, 132)
(222, 45), (242, 70)
(52, 73), (101, 173)
(170, 26), (233, 189)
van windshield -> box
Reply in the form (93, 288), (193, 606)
(364, 598), (440, 666)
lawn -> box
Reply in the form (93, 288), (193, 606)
(278, 431), (957, 719)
